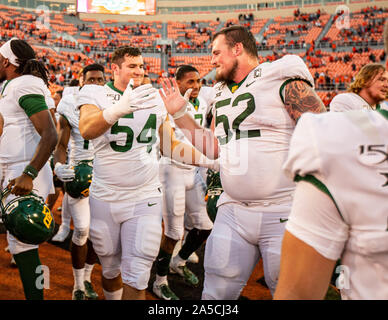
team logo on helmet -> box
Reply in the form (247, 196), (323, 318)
(205, 169), (223, 223)
(64, 160), (93, 199)
(0, 188), (55, 245)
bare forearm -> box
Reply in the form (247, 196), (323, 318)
(166, 141), (213, 168)
(53, 144), (67, 165)
(53, 116), (71, 165)
(29, 129), (58, 171)
(49, 108), (58, 127)
(174, 113), (219, 159)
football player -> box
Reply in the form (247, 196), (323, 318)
(47, 88), (64, 213)
(53, 90), (63, 111)
(4, 49), (57, 268)
(142, 74), (151, 85)
(273, 18), (388, 301)
(330, 63), (388, 112)
(45, 86), (58, 128)
(0, 38), (57, 300)
(77, 46), (217, 300)
(274, 108), (388, 299)
(52, 64), (104, 300)
(159, 25), (326, 299)
(154, 65), (215, 300)
(51, 81), (81, 242)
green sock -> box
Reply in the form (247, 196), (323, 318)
(155, 249), (172, 277)
(13, 248), (44, 300)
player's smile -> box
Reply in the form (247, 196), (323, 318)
(377, 86), (388, 100)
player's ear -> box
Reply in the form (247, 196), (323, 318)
(2, 57), (10, 68)
(111, 63), (119, 73)
(233, 43), (244, 57)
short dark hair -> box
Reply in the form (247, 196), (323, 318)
(82, 63), (104, 77)
(68, 79), (79, 87)
(175, 65), (199, 80)
(212, 25), (258, 58)
(111, 46), (142, 67)
(55, 90), (63, 97)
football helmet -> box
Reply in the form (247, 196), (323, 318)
(205, 169), (223, 223)
(64, 160), (93, 199)
(0, 188), (55, 245)
(49, 155), (54, 171)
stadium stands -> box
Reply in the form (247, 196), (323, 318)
(0, 4), (385, 104)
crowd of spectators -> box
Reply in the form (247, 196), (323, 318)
(0, 5), (385, 106)
(294, 8), (322, 23)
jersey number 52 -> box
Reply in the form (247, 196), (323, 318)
(215, 93), (261, 145)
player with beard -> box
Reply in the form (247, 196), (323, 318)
(159, 25), (326, 299)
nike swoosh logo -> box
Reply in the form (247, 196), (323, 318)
(148, 203), (157, 207)
(246, 81), (255, 87)
(279, 218), (288, 223)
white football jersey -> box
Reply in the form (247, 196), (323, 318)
(330, 92), (381, 112)
(43, 86), (55, 110)
(283, 110), (388, 300)
(213, 54), (314, 204)
(0, 75), (50, 163)
(167, 95), (212, 170)
(57, 92), (94, 164)
(63, 86), (80, 97)
(77, 82), (167, 202)
(199, 86), (217, 111)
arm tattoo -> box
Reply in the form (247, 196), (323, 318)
(283, 80), (326, 123)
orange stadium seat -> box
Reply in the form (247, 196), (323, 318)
(0, 4), (384, 100)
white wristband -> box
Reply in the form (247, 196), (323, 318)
(172, 102), (188, 120)
(102, 107), (125, 125)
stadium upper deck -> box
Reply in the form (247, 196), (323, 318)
(0, 1), (386, 106)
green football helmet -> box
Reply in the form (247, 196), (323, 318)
(64, 160), (93, 199)
(0, 188), (55, 245)
(205, 169), (223, 223)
